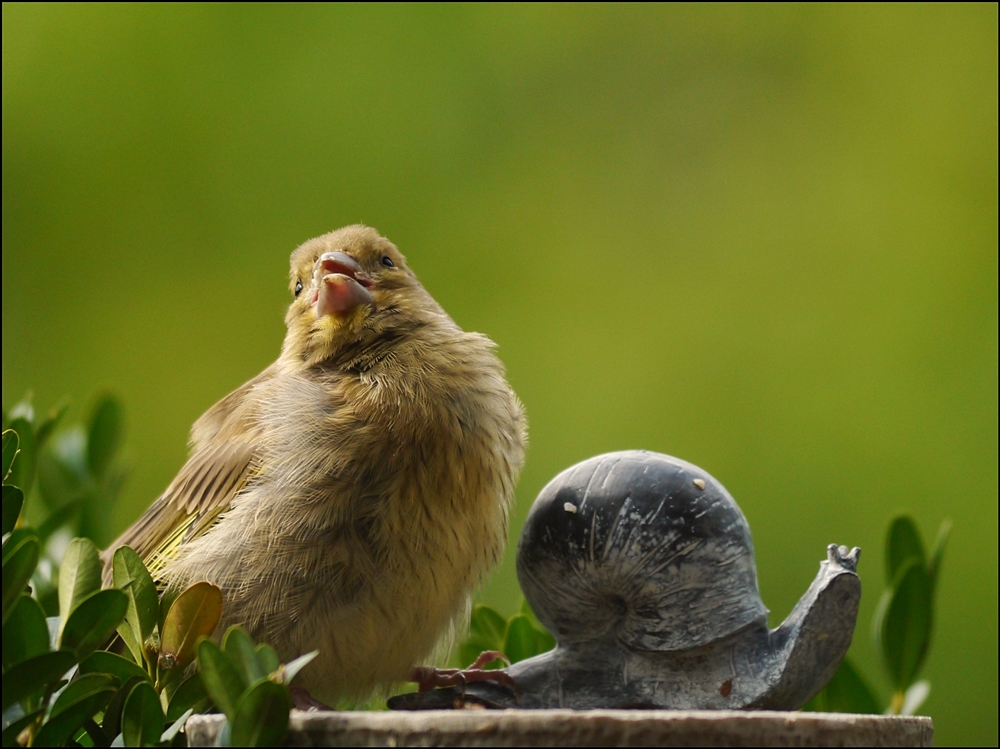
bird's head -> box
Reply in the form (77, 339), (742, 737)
(282, 225), (440, 366)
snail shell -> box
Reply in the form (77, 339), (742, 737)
(517, 450), (767, 651)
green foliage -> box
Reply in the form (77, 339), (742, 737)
(455, 600), (556, 671)
(3, 596), (49, 670)
(86, 398), (124, 484)
(113, 546), (161, 669)
(2, 529), (39, 624)
(6, 419), (35, 500)
(875, 559), (932, 691)
(803, 658), (881, 714)
(32, 676), (116, 746)
(229, 681), (291, 747)
(0, 414), (201, 746)
(2, 398), (309, 746)
(2, 417), (134, 746)
(197, 627), (314, 747)
(8, 394), (125, 549)
(0, 394), (124, 620)
(804, 514), (949, 716)
(59, 590), (129, 661)
(122, 682), (164, 748)
(57, 539), (104, 639)
(2, 486), (24, 536)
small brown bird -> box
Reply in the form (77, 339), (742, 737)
(104, 225), (526, 704)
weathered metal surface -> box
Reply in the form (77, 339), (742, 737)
(187, 710), (933, 747)
(390, 450), (862, 712)
(519, 451), (768, 652)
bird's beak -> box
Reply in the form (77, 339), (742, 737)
(313, 252), (375, 317)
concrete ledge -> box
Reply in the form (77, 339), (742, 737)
(186, 709), (933, 747)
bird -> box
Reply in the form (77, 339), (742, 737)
(102, 224), (527, 705)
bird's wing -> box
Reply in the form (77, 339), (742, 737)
(102, 365), (276, 582)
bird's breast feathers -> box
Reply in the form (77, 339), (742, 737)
(168, 330), (524, 595)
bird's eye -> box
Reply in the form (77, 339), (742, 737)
(294, 280), (303, 297)
(381, 256), (395, 268)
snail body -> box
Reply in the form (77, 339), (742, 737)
(392, 450), (861, 711)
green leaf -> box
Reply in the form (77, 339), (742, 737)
(197, 639), (246, 720)
(87, 396), (123, 481)
(50, 673), (117, 716)
(112, 547), (159, 663)
(165, 673), (208, 723)
(33, 573), (59, 620)
(803, 658), (881, 714)
(2, 429), (19, 484)
(2, 485), (24, 535)
(59, 589), (129, 660)
(35, 402), (69, 452)
(82, 717), (111, 747)
(503, 615), (538, 664)
(469, 605), (507, 651)
(280, 651), (318, 685)
(886, 515), (925, 583)
(2, 594), (49, 670)
(520, 598), (546, 630)
(36, 500), (83, 543)
(0, 649), (75, 710)
(37, 427), (88, 510)
(457, 638), (497, 670)
(222, 627), (265, 685)
(160, 708), (193, 744)
(874, 558), (933, 689)
(122, 681), (163, 747)
(79, 651), (151, 685)
(116, 615), (143, 667)
(533, 624), (556, 655)
(1, 708), (43, 747)
(2, 530), (39, 624)
(2, 526), (37, 564)
(230, 680), (291, 747)
(33, 674), (116, 747)
(100, 675), (146, 741)
(516, 601), (557, 656)
(254, 644), (280, 677)
(59, 538), (103, 626)
(6, 418), (36, 499)
(160, 582), (223, 667)
(927, 519), (951, 592)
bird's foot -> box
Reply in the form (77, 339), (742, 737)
(290, 686), (332, 711)
(409, 651), (521, 701)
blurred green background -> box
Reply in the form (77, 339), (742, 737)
(3, 4), (996, 742)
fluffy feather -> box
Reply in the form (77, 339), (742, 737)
(104, 225), (526, 703)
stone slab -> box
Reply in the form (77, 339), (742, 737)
(186, 709), (933, 747)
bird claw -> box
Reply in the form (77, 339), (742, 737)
(409, 651), (521, 701)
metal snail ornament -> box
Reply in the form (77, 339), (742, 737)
(390, 450), (861, 710)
